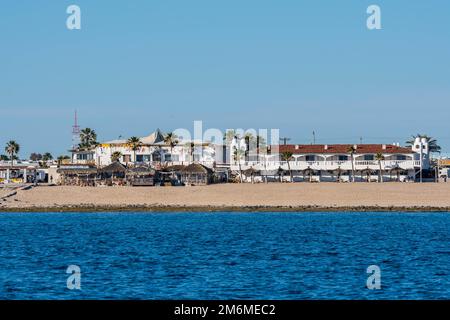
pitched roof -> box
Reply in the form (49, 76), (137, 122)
(99, 161), (127, 173)
(243, 167), (261, 175)
(140, 129), (165, 144)
(182, 163), (213, 174)
(57, 164), (97, 174)
(161, 165), (186, 172)
(126, 166), (156, 175)
(101, 129), (165, 146)
(273, 144), (413, 154)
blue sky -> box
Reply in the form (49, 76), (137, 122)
(1, 0), (449, 157)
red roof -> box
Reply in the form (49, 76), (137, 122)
(271, 144), (413, 154)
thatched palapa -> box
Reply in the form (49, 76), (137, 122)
(181, 163), (214, 185)
(98, 162), (127, 186)
(126, 166), (156, 186)
(57, 165), (98, 186)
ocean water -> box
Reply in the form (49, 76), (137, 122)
(0, 212), (449, 300)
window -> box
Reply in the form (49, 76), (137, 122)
(152, 152), (161, 162)
(123, 155), (131, 163)
(136, 155), (144, 162)
(338, 155), (348, 161)
(364, 155), (374, 161)
(165, 154), (179, 162)
(396, 155), (407, 161)
(305, 155), (315, 161)
(77, 153), (93, 160)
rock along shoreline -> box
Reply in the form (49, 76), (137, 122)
(1, 204), (450, 213)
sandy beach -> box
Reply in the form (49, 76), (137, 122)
(1, 183), (450, 212)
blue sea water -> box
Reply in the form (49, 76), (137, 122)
(0, 212), (449, 300)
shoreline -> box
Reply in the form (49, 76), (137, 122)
(2, 204), (450, 214)
(2, 184), (450, 213)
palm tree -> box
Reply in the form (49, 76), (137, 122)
(243, 133), (255, 161)
(233, 147), (244, 183)
(336, 167), (342, 183)
(375, 152), (385, 183)
(187, 142), (195, 163)
(0, 154), (9, 161)
(79, 128), (98, 150)
(257, 145), (269, 183)
(42, 152), (53, 162)
(111, 151), (122, 162)
(30, 153), (43, 161)
(347, 145), (356, 182)
(406, 134), (441, 153)
(36, 152), (53, 168)
(281, 151), (294, 183)
(5, 141), (20, 167)
(127, 136), (142, 164)
(225, 129), (238, 145)
(256, 135), (266, 162)
(164, 132), (178, 163)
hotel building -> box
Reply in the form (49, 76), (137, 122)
(230, 137), (431, 182)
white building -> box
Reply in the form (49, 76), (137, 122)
(0, 161), (39, 184)
(71, 130), (433, 182)
(73, 129), (224, 168)
(230, 137), (431, 182)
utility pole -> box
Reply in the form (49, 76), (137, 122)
(312, 131), (316, 145)
(71, 110), (81, 164)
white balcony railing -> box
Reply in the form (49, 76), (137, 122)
(232, 160), (422, 171)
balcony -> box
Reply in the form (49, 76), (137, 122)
(72, 159), (96, 165)
(231, 160), (421, 172)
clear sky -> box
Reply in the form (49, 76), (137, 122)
(1, 0), (449, 158)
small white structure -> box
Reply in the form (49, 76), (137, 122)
(0, 161), (38, 184)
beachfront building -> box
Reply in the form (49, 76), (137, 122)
(180, 163), (214, 186)
(125, 166), (156, 186)
(54, 162), (156, 186)
(56, 164), (98, 186)
(0, 162), (38, 184)
(72, 129), (224, 169)
(231, 137), (431, 182)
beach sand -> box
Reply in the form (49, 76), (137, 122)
(1, 183), (450, 212)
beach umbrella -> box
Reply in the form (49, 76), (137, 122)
(302, 167), (314, 183)
(389, 166), (403, 182)
(329, 166), (343, 182)
(243, 167), (260, 184)
(360, 167), (374, 182)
